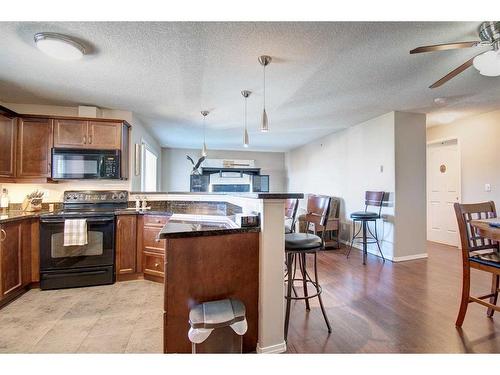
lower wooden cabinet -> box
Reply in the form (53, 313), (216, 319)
(0, 219), (32, 303)
(115, 215), (139, 281)
(142, 214), (168, 283)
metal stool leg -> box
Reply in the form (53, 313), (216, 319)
(314, 251), (332, 333)
(299, 252), (310, 311)
(284, 251), (294, 341)
(362, 220), (368, 265)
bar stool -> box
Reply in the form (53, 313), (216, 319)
(284, 195), (332, 340)
(346, 191), (385, 265)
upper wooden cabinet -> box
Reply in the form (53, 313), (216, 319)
(88, 121), (122, 149)
(53, 119), (88, 148)
(17, 118), (53, 179)
(54, 119), (123, 150)
(0, 114), (17, 179)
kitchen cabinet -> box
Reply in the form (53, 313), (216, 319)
(115, 214), (139, 281)
(87, 121), (122, 149)
(54, 119), (124, 150)
(53, 119), (89, 148)
(0, 220), (31, 303)
(142, 214), (168, 283)
(0, 114), (17, 180)
(17, 118), (53, 179)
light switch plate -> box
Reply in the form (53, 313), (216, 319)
(485, 183), (491, 192)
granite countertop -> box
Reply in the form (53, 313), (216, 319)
(114, 209), (172, 216)
(158, 213), (260, 239)
(0, 210), (51, 224)
(131, 191), (305, 199)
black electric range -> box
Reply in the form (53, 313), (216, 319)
(39, 190), (128, 290)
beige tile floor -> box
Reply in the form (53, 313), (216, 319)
(0, 280), (163, 353)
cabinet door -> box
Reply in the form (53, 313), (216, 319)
(87, 122), (122, 150)
(0, 222), (23, 300)
(17, 118), (53, 178)
(0, 115), (16, 178)
(116, 215), (138, 278)
(53, 119), (88, 148)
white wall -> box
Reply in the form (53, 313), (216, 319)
(286, 111), (427, 261)
(394, 112), (427, 259)
(161, 147), (286, 192)
(0, 103), (161, 202)
(427, 109), (500, 205)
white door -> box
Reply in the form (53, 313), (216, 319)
(427, 139), (461, 246)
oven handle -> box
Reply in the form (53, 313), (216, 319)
(40, 217), (115, 224)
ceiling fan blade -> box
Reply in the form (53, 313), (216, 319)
(429, 56), (478, 88)
(410, 41), (480, 54)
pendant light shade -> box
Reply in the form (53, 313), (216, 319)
(200, 110), (209, 157)
(241, 90), (251, 148)
(258, 55), (272, 132)
(261, 108), (269, 132)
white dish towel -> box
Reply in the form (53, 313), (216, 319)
(63, 219), (88, 246)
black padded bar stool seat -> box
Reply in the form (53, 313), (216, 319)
(350, 211), (379, 219)
(285, 233), (322, 250)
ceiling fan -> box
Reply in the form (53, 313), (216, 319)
(410, 21), (500, 88)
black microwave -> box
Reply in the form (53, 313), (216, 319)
(51, 148), (121, 180)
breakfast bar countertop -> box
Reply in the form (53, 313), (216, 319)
(158, 213), (260, 239)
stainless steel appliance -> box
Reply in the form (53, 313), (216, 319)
(39, 190), (128, 290)
(51, 148), (121, 180)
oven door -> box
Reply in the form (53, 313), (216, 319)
(40, 216), (115, 271)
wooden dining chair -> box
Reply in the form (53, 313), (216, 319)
(454, 201), (500, 327)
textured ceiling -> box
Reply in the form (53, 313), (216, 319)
(1, 22), (500, 151)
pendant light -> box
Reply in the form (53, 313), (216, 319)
(200, 110), (209, 157)
(258, 55), (272, 132)
(241, 90), (251, 148)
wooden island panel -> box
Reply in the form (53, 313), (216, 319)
(164, 231), (259, 353)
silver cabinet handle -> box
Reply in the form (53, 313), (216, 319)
(0, 229), (6, 242)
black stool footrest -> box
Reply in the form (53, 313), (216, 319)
(285, 278), (322, 300)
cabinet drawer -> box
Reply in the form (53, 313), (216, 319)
(143, 215), (169, 227)
(143, 252), (164, 277)
(143, 226), (165, 253)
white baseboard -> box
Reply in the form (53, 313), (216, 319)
(392, 253), (428, 262)
(256, 341), (287, 354)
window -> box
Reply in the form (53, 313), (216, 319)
(141, 142), (158, 192)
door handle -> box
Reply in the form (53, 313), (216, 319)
(0, 229), (6, 242)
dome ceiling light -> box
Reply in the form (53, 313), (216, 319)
(34, 32), (86, 61)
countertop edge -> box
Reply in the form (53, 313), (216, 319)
(158, 226), (260, 239)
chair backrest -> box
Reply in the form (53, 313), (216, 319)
(304, 194), (331, 227)
(454, 201), (498, 254)
(365, 191), (385, 215)
(285, 198), (299, 229)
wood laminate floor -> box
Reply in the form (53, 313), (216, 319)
(286, 242), (500, 353)
(1, 242), (499, 353)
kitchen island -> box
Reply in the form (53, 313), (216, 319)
(155, 192), (303, 354)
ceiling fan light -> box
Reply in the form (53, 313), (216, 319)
(261, 109), (269, 132)
(34, 33), (85, 61)
(473, 50), (500, 76)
